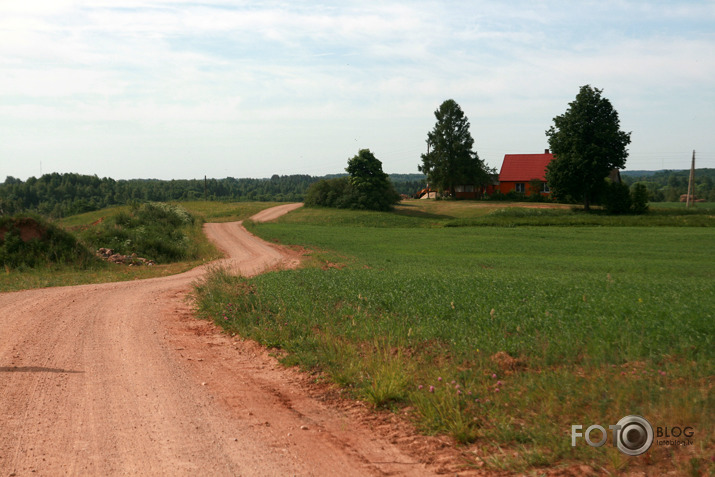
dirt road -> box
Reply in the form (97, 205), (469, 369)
(0, 204), (446, 476)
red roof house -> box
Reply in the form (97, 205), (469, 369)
(498, 150), (554, 195)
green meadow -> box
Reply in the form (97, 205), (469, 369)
(195, 202), (714, 473)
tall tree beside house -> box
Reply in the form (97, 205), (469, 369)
(545, 85), (631, 210)
(419, 99), (491, 197)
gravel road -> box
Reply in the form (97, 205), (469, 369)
(0, 204), (441, 476)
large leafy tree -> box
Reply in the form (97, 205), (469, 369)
(545, 85), (631, 210)
(345, 149), (400, 211)
(419, 99), (491, 196)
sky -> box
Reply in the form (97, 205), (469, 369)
(1, 0), (714, 181)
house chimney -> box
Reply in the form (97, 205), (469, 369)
(544, 149), (550, 154)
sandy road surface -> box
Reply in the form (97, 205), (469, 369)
(0, 203), (442, 476)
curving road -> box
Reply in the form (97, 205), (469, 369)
(0, 204), (436, 476)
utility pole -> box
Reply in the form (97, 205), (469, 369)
(204, 175), (208, 201)
(425, 141), (431, 194)
(686, 150), (695, 208)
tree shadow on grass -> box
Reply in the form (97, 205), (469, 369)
(392, 204), (453, 220)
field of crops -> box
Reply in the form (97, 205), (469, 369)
(196, 202), (714, 473)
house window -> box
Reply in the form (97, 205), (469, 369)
(515, 183), (525, 193)
(542, 183), (550, 193)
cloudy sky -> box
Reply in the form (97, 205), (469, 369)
(1, 0), (714, 180)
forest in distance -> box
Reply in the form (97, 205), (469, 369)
(0, 173), (425, 218)
(0, 169), (713, 218)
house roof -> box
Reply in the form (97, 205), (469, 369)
(499, 153), (554, 182)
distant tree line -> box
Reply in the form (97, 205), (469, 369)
(621, 169), (715, 202)
(0, 172), (425, 218)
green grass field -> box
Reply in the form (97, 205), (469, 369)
(195, 202), (714, 474)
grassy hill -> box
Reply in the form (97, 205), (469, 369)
(0, 215), (98, 270)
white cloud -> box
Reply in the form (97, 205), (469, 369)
(1, 0), (714, 179)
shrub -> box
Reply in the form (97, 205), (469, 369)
(603, 182), (632, 214)
(79, 202), (198, 263)
(0, 215), (97, 269)
(630, 183), (649, 214)
(603, 182), (650, 215)
(304, 177), (352, 208)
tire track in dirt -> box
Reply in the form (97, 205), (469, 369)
(0, 203), (447, 476)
